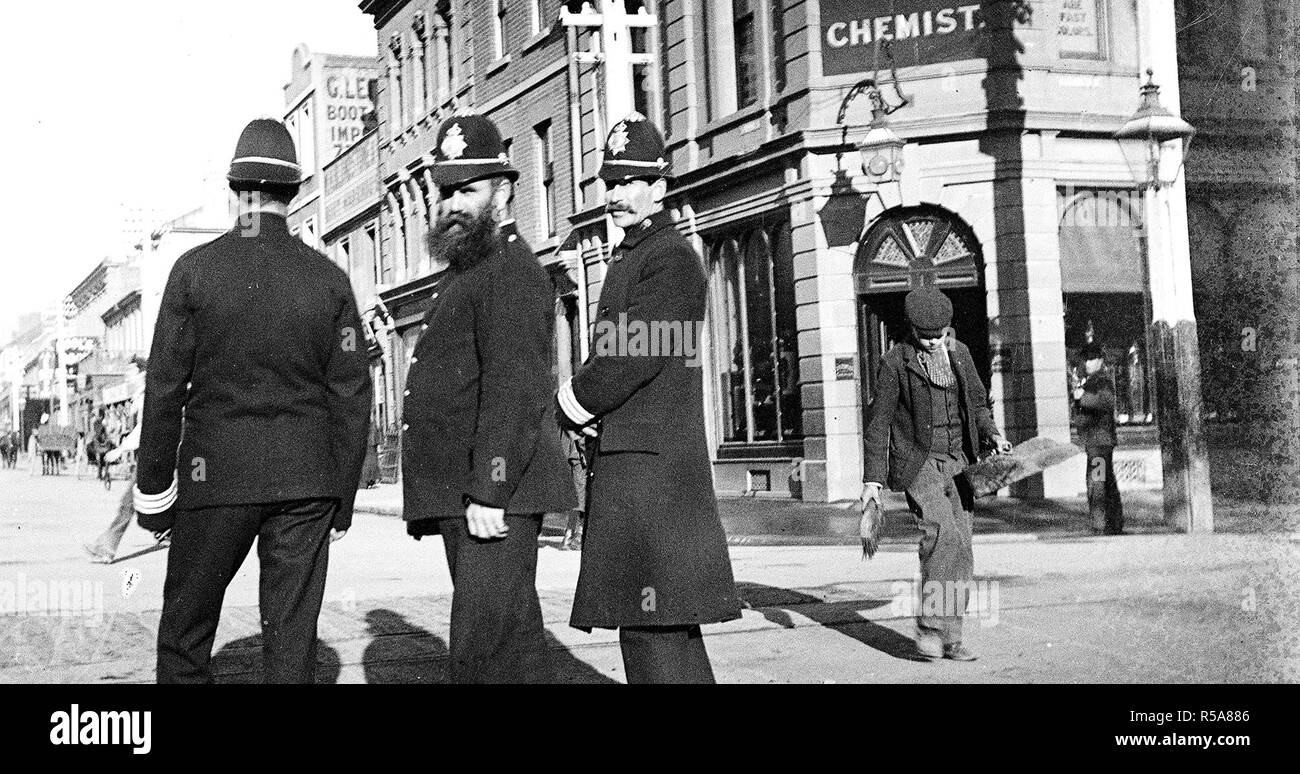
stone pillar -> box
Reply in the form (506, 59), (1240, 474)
(957, 133), (1074, 498)
(799, 157), (866, 502)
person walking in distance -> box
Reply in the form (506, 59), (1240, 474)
(134, 118), (372, 683)
(400, 111), (576, 683)
(1073, 342), (1123, 535)
(557, 113), (742, 683)
(861, 287), (1012, 662)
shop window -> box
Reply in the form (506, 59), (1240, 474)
(708, 223), (800, 444)
(1063, 294), (1152, 425)
(1058, 188), (1151, 426)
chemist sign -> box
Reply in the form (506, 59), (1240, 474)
(821, 1), (1010, 75)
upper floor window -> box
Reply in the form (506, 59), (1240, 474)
(535, 121), (557, 238)
(493, 0), (508, 59)
(704, 0), (762, 120)
(285, 102), (316, 177)
(529, 0), (542, 36)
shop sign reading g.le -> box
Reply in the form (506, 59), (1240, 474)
(821, 1), (995, 76)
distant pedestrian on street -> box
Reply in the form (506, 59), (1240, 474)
(134, 118), (372, 684)
(557, 113), (742, 683)
(861, 287), (1012, 662)
(84, 383), (169, 563)
(1073, 342), (1123, 535)
(400, 111), (576, 684)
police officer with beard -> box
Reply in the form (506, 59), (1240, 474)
(401, 111), (576, 683)
(135, 119), (372, 683)
(557, 113), (741, 683)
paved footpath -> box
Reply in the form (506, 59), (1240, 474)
(2, 467), (1298, 683)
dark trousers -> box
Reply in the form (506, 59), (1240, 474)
(1086, 445), (1124, 534)
(439, 514), (551, 684)
(156, 498), (335, 684)
(905, 454), (975, 645)
(619, 625), (715, 684)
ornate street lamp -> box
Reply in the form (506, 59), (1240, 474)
(858, 85), (906, 184)
(1114, 68), (1213, 533)
(1114, 69), (1195, 190)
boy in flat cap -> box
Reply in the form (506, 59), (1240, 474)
(557, 112), (741, 683)
(138, 118), (372, 683)
(401, 111), (576, 683)
(1072, 342), (1123, 535)
(861, 286), (1011, 661)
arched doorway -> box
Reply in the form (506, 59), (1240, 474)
(855, 206), (989, 410)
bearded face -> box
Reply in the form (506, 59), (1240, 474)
(427, 177), (507, 271)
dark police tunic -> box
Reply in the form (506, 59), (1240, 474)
(136, 213), (372, 528)
(564, 210), (742, 630)
(400, 222), (576, 531)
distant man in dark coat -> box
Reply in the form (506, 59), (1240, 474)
(1073, 342), (1123, 535)
(401, 111), (576, 684)
(861, 287), (1011, 662)
(557, 113), (742, 684)
(135, 119), (372, 683)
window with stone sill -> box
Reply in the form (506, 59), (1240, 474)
(703, 0), (763, 121)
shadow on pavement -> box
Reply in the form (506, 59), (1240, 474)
(362, 609), (449, 683)
(736, 581), (928, 662)
(360, 608), (618, 684)
(211, 635), (342, 684)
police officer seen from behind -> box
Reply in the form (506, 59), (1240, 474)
(400, 111), (576, 684)
(861, 287), (1012, 662)
(1073, 342), (1123, 535)
(135, 118), (373, 683)
(557, 113), (741, 684)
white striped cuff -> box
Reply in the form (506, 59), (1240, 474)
(134, 475), (178, 515)
(558, 379), (596, 426)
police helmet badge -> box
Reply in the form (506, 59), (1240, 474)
(441, 123), (468, 161)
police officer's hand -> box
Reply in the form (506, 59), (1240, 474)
(330, 529), (347, 543)
(466, 502), (508, 539)
(1072, 387), (1085, 401)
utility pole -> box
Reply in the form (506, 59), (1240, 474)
(560, 1), (660, 359)
(561, 1), (657, 131)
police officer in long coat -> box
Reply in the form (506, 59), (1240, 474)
(401, 112), (576, 683)
(134, 119), (373, 683)
(558, 113), (741, 683)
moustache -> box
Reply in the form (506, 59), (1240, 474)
(437, 216), (473, 232)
